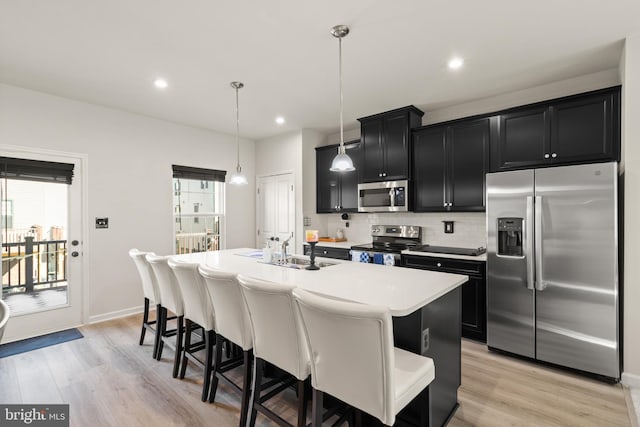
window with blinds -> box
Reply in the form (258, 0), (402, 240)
(172, 165), (226, 254)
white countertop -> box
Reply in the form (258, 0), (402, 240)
(173, 248), (468, 317)
(402, 249), (487, 262)
(303, 241), (364, 250)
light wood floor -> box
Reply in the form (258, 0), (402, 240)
(0, 314), (633, 427)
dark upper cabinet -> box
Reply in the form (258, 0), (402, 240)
(315, 142), (361, 213)
(551, 90), (619, 163)
(358, 106), (424, 182)
(495, 106), (550, 171)
(413, 126), (447, 210)
(413, 118), (489, 212)
(491, 86), (620, 171)
(449, 119), (490, 210)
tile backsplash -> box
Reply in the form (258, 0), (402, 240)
(326, 211), (487, 248)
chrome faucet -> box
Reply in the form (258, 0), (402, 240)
(281, 233), (293, 264)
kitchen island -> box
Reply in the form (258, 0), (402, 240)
(173, 248), (468, 427)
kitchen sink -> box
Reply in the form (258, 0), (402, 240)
(266, 256), (337, 269)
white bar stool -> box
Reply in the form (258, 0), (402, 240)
(198, 265), (254, 427)
(293, 288), (435, 427)
(0, 299), (10, 343)
(168, 258), (216, 402)
(237, 275), (311, 427)
(146, 254), (185, 378)
(129, 249), (162, 359)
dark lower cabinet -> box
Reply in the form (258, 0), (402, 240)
(303, 245), (351, 260)
(402, 254), (486, 342)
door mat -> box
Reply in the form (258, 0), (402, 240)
(0, 328), (83, 358)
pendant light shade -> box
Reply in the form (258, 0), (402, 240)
(329, 25), (355, 173)
(330, 146), (355, 171)
(229, 81), (248, 185)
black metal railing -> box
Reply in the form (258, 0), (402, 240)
(2, 236), (67, 294)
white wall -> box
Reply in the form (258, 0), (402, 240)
(422, 68), (621, 125)
(255, 130), (303, 253)
(0, 83), (256, 322)
(302, 129), (329, 238)
(622, 34), (640, 383)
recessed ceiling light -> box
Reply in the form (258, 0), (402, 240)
(448, 57), (464, 70)
(153, 78), (168, 89)
(275, 116), (285, 125)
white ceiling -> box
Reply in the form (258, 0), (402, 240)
(1, 1), (639, 140)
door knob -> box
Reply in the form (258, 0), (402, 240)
(71, 251), (79, 257)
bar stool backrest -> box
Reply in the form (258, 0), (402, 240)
(238, 275), (310, 380)
(146, 254), (184, 316)
(198, 265), (252, 350)
(293, 288), (396, 425)
(129, 249), (161, 304)
(168, 258), (215, 331)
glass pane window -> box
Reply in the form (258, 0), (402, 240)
(173, 178), (224, 254)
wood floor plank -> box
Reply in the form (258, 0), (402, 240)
(0, 316), (632, 427)
(12, 350), (64, 404)
(0, 356), (22, 404)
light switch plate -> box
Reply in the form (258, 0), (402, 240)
(95, 217), (109, 229)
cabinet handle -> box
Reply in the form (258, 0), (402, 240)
(544, 153), (550, 159)
(437, 262), (442, 267)
(551, 153), (557, 158)
(383, 173), (386, 177)
(323, 250), (328, 255)
(378, 173), (382, 177)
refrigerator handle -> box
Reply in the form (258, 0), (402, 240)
(535, 196), (546, 291)
(525, 196), (535, 290)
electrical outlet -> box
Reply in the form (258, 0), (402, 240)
(421, 328), (430, 354)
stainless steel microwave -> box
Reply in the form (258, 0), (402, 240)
(358, 180), (409, 212)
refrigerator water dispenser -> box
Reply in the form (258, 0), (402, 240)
(497, 218), (523, 257)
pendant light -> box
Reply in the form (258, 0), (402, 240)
(329, 25), (355, 172)
(229, 81), (248, 185)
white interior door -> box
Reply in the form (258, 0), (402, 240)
(1, 149), (85, 342)
(257, 173), (295, 251)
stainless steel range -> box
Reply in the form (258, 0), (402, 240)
(350, 225), (422, 266)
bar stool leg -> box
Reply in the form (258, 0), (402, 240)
(417, 386), (431, 427)
(140, 297), (149, 345)
(156, 306), (166, 361)
(172, 315), (184, 378)
(311, 389), (323, 427)
(179, 319), (192, 379)
(239, 349), (253, 427)
(202, 329), (215, 402)
(152, 303), (162, 359)
(296, 379), (309, 427)
(208, 333), (223, 403)
(248, 357), (264, 427)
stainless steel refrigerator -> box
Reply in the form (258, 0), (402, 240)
(486, 162), (619, 379)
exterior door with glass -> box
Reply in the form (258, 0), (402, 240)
(0, 150), (85, 343)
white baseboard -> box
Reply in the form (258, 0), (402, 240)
(622, 372), (640, 388)
(88, 306), (145, 324)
